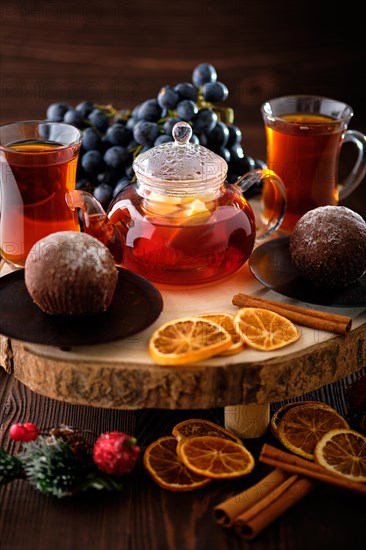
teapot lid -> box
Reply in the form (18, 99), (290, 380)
(133, 121), (227, 185)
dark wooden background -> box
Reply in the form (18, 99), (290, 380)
(1, 2), (366, 549)
(1, 0), (366, 215)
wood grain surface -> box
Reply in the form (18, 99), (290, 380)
(2, 321), (365, 410)
(1, 367), (365, 550)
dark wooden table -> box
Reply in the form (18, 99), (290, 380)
(1, 366), (365, 550)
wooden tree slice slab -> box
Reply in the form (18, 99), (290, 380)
(1, 263), (365, 412)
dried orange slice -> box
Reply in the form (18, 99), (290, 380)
(277, 403), (349, 460)
(172, 418), (242, 445)
(195, 313), (245, 355)
(314, 429), (366, 482)
(270, 401), (336, 438)
(234, 308), (300, 351)
(148, 317), (232, 365)
(178, 435), (255, 479)
(143, 436), (211, 492)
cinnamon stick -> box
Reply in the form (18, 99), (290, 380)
(234, 475), (314, 539)
(232, 293), (352, 334)
(259, 444), (366, 496)
(214, 468), (315, 539)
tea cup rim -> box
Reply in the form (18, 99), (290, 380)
(0, 120), (83, 150)
(261, 94), (353, 123)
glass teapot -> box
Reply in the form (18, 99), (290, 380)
(67, 122), (286, 285)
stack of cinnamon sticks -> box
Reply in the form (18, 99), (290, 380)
(214, 467), (315, 540)
(232, 293), (352, 334)
(214, 444), (366, 540)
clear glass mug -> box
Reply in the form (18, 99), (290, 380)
(0, 121), (82, 268)
(261, 95), (366, 232)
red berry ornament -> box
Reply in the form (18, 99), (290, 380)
(93, 432), (140, 476)
(9, 422), (39, 442)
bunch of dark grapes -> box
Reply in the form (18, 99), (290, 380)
(46, 63), (265, 210)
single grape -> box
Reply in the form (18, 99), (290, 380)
(157, 85), (180, 110)
(207, 122), (229, 149)
(174, 82), (198, 102)
(105, 124), (132, 147)
(137, 99), (163, 122)
(133, 121), (160, 146)
(202, 81), (229, 103)
(75, 100), (95, 118)
(63, 109), (85, 128)
(46, 102), (71, 122)
(192, 108), (218, 134)
(176, 100), (198, 121)
(82, 128), (102, 151)
(88, 109), (109, 132)
(189, 134), (200, 144)
(227, 124), (242, 147)
(81, 150), (103, 174)
(93, 183), (114, 209)
(229, 143), (245, 163)
(126, 117), (137, 130)
(154, 134), (174, 146)
(192, 63), (217, 87)
(163, 117), (180, 136)
(104, 146), (128, 169)
(113, 178), (132, 198)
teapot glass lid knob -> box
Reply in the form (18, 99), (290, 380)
(172, 121), (192, 144)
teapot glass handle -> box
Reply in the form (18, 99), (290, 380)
(236, 168), (287, 241)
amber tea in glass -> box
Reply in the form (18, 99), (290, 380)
(0, 121), (82, 267)
(261, 96), (366, 233)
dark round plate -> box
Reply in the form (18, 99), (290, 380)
(0, 268), (163, 348)
(249, 236), (366, 307)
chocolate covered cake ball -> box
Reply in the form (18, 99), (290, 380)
(289, 206), (366, 288)
(25, 231), (118, 315)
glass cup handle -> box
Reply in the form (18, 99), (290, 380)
(236, 168), (287, 241)
(339, 130), (366, 201)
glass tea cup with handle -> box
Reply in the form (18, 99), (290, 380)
(0, 120), (82, 268)
(261, 95), (366, 233)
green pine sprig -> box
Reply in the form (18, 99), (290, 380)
(0, 448), (24, 485)
(20, 436), (83, 498)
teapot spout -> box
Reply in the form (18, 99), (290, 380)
(66, 190), (124, 265)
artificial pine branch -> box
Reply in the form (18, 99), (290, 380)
(0, 448), (24, 485)
(20, 436), (82, 498)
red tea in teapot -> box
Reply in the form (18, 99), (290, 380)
(0, 140), (80, 266)
(88, 185), (256, 285)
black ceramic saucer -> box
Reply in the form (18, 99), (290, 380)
(249, 236), (366, 307)
(0, 268), (163, 348)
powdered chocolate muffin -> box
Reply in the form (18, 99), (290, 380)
(289, 206), (366, 288)
(25, 231), (118, 315)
